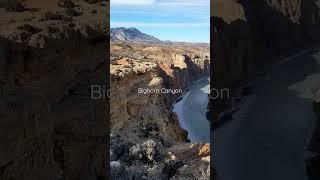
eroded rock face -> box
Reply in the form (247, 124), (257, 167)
(210, 1), (320, 178)
(0, 1), (108, 179)
(110, 42), (210, 179)
(110, 59), (188, 142)
(111, 43), (209, 106)
(110, 43), (209, 140)
(210, 0), (320, 118)
(110, 56), (188, 144)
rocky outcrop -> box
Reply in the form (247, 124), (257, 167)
(110, 42), (210, 179)
(110, 58), (187, 142)
(0, 1), (108, 179)
(111, 43), (209, 106)
(110, 43), (210, 142)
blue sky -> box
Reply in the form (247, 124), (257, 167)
(110, 0), (210, 43)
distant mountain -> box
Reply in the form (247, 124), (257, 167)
(110, 27), (161, 43)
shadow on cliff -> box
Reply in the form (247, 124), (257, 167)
(158, 54), (209, 108)
(308, 101), (320, 180)
(212, 49), (320, 180)
(209, 0), (320, 130)
(209, 0), (320, 179)
(0, 29), (109, 179)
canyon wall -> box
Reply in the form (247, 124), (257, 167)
(210, 1), (320, 178)
(110, 59), (188, 142)
(110, 43), (210, 143)
(0, 1), (108, 179)
(110, 43), (210, 179)
(111, 43), (210, 106)
(210, 0), (320, 118)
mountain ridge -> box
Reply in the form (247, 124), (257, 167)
(110, 27), (161, 43)
(110, 27), (209, 46)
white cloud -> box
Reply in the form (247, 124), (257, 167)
(111, 0), (155, 5)
(157, 0), (208, 7)
(111, 22), (209, 28)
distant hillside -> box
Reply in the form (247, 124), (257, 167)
(110, 27), (161, 43)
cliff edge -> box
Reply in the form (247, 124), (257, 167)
(110, 42), (211, 179)
(0, 0), (108, 179)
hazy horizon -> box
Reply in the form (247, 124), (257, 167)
(110, 0), (210, 43)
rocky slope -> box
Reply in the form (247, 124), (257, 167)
(110, 42), (211, 179)
(0, 0), (108, 179)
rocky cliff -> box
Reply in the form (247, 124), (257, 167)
(110, 42), (210, 179)
(210, 0), (320, 119)
(111, 43), (209, 106)
(110, 58), (188, 142)
(0, 1), (108, 179)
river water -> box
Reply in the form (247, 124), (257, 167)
(173, 77), (210, 143)
(213, 50), (320, 180)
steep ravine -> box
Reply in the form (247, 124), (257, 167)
(110, 43), (211, 179)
